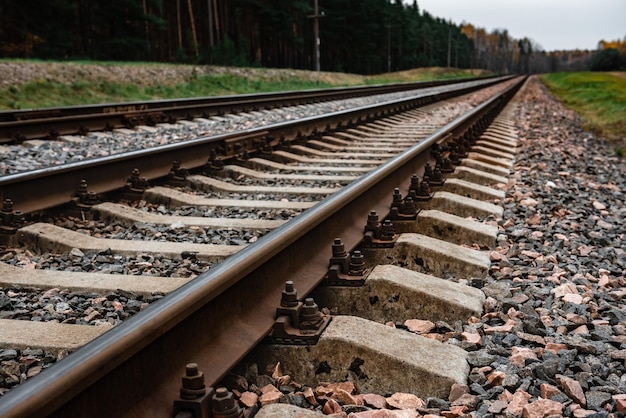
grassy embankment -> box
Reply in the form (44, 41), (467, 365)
(541, 72), (626, 155)
(0, 59), (487, 110)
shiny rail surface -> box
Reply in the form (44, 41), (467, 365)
(0, 76), (497, 144)
(0, 76), (525, 418)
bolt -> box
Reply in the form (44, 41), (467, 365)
(366, 211), (379, 228)
(417, 178), (431, 197)
(432, 167), (443, 183)
(2, 199), (13, 213)
(281, 281), (298, 307)
(212, 387), (241, 418)
(348, 251), (365, 276)
(391, 188), (403, 208)
(331, 238), (347, 258)
(77, 179), (89, 194)
(300, 298), (323, 326)
(424, 163), (433, 179)
(180, 363), (206, 400)
(381, 219), (395, 240)
(410, 174), (420, 190)
(401, 196), (417, 216)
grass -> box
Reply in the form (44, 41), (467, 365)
(2, 74), (340, 110)
(540, 72), (626, 154)
(0, 59), (486, 110)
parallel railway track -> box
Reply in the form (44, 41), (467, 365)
(0, 76), (525, 417)
(0, 76), (497, 144)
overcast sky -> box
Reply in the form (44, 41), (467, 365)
(412, 0), (626, 51)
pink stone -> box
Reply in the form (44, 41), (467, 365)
(522, 398), (564, 418)
(545, 343), (568, 354)
(332, 388), (358, 405)
(563, 293), (583, 304)
(260, 383), (279, 394)
(404, 319), (436, 335)
(556, 374), (586, 406)
(552, 283), (578, 298)
(259, 388), (281, 406)
(385, 392), (425, 410)
(509, 346), (537, 367)
(504, 390), (531, 416)
(323, 398), (343, 414)
(571, 325), (589, 334)
(486, 371), (506, 386)
(363, 393), (388, 409)
(487, 400), (507, 413)
(592, 201), (606, 210)
(238, 391), (258, 408)
(348, 410), (418, 418)
(540, 383), (561, 399)
(441, 405), (468, 417)
(565, 312), (588, 325)
(461, 332), (481, 345)
(303, 386), (318, 406)
(572, 407), (596, 418)
(516, 331), (546, 345)
(484, 323), (515, 334)
(448, 383), (470, 402)
(490, 251), (506, 261)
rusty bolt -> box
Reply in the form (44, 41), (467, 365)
(418, 178), (431, 197)
(348, 251), (365, 276)
(212, 387), (241, 418)
(331, 238), (347, 258)
(300, 298), (322, 326)
(180, 363), (206, 400)
(391, 188), (403, 208)
(401, 196), (417, 216)
(381, 219), (395, 240)
(76, 179), (89, 195)
(366, 211), (379, 228)
(424, 163), (433, 179)
(281, 281), (298, 307)
(410, 174), (420, 190)
(2, 199), (13, 213)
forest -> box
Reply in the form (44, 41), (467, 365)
(1, 0), (624, 75)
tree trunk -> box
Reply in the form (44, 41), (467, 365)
(187, 0), (199, 58)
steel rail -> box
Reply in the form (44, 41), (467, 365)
(0, 76), (497, 144)
(0, 76), (512, 215)
(0, 76), (525, 418)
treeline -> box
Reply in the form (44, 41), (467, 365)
(1, 0), (619, 74)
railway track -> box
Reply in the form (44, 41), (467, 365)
(0, 76), (497, 145)
(0, 76), (525, 417)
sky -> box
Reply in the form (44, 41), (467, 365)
(412, 0), (626, 51)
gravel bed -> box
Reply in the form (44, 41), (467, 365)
(214, 176), (346, 189)
(136, 199), (302, 221)
(0, 80), (514, 176)
(54, 217), (267, 245)
(0, 247), (212, 278)
(162, 186), (327, 203)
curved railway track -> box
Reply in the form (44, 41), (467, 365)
(0, 76), (525, 417)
